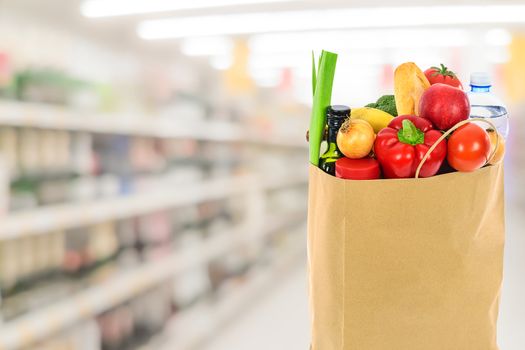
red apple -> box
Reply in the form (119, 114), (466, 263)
(419, 83), (470, 130)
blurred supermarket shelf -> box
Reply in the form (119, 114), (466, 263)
(0, 172), (307, 240)
(152, 225), (306, 350)
(0, 101), (307, 149)
(0, 212), (306, 350)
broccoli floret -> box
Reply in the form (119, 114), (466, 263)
(374, 95), (397, 116)
(365, 95), (397, 116)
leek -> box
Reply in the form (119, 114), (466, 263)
(309, 50), (338, 166)
(311, 51), (317, 96)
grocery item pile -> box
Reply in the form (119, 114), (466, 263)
(309, 51), (508, 180)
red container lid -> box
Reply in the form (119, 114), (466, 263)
(335, 157), (381, 180)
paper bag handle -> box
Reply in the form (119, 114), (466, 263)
(415, 118), (500, 179)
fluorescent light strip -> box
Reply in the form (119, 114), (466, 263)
(210, 56), (233, 70)
(485, 28), (512, 46)
(138, 5), (525, 39)
(181, 36), (233, 56)
(81, 0), (295, 18)
(249, 29), (471, 54)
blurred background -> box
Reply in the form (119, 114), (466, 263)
(0, 0), (523, 349)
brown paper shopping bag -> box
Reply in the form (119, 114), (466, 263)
(307, 163), (505, 350)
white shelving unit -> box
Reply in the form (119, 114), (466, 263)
(0, 214), (306, 350)
(153, 226), (306, 350)
(0, 101), (307, 148)
(0, 99), (309, 349)
(0, 173), (307, 240)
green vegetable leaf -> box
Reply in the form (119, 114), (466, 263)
(309, 50), (338, 166)
(318, 50), (324, 75)
(312, 51), (317, 97)
(430, 64), (458, 78)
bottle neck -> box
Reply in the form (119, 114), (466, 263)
(470, 84), (491, 93)
(323, 119), (344, 157)
(327, 126), (339, 144)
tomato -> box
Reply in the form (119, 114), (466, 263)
(336, 119), (375, 159)
(424, 64), (463, 89)
(447, 123), (491, 172)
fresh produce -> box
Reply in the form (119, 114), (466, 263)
(311, 51), (317, 96)
(365, 95), (398, 116)
(419, 83), (470, 130)
(309, 50), (338, 166)
(309, 51), (505, 180)
(424, 64), (463, 89)
(350, 107), (394, 133)
(447, 123), (491, 172)
(374, 115), (447, 178)
(336, 119), (375, 159)
(394, 62), (431, 115)
(488, 129), (505, 165)
(335, 157), (381, 180)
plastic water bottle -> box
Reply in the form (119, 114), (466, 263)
(467, 72), (509, 139)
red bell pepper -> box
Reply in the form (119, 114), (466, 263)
(374, 115), (447, 178)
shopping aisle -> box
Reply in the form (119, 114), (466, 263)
(201, 261), (310, 350)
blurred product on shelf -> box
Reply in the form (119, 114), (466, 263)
(0, 155), (8, 217)
(12, 69), (92, 105)
(96, 286), (173, 350)
(0, 231), (66, 321)
(172, 267), (211, 308)
(31, 319), (101, 350)
(0, 53), (11, 94)
(0, 142), (308, 348)
(0, 125), (246, 212)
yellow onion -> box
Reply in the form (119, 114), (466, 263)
(336, 119), (375, 159)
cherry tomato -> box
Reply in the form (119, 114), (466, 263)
(447, 123), (491, 172)
(424, 64), (463, 89)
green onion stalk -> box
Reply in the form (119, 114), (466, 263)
(309, 50), (338, 166)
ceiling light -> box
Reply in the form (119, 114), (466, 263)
(485, 28), (512, 46)
(81, 0), (296, 18)
(249, 29), (470, 54)
(137, 5), (525, 39)
(486, 47), (511, 64)
(250, 69), (282, 88)
(181, 36), (233, 56)
(210, 55), (233, 70)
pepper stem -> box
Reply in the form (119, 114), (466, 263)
(398, 119), (425, 145)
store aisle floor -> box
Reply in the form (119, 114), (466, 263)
(498, 206), (525, 350)
(201, 262), (311, 350)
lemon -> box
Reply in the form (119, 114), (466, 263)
(351, 107), (395, 133)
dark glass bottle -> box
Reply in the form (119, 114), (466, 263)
(319, 105), (350, 176)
